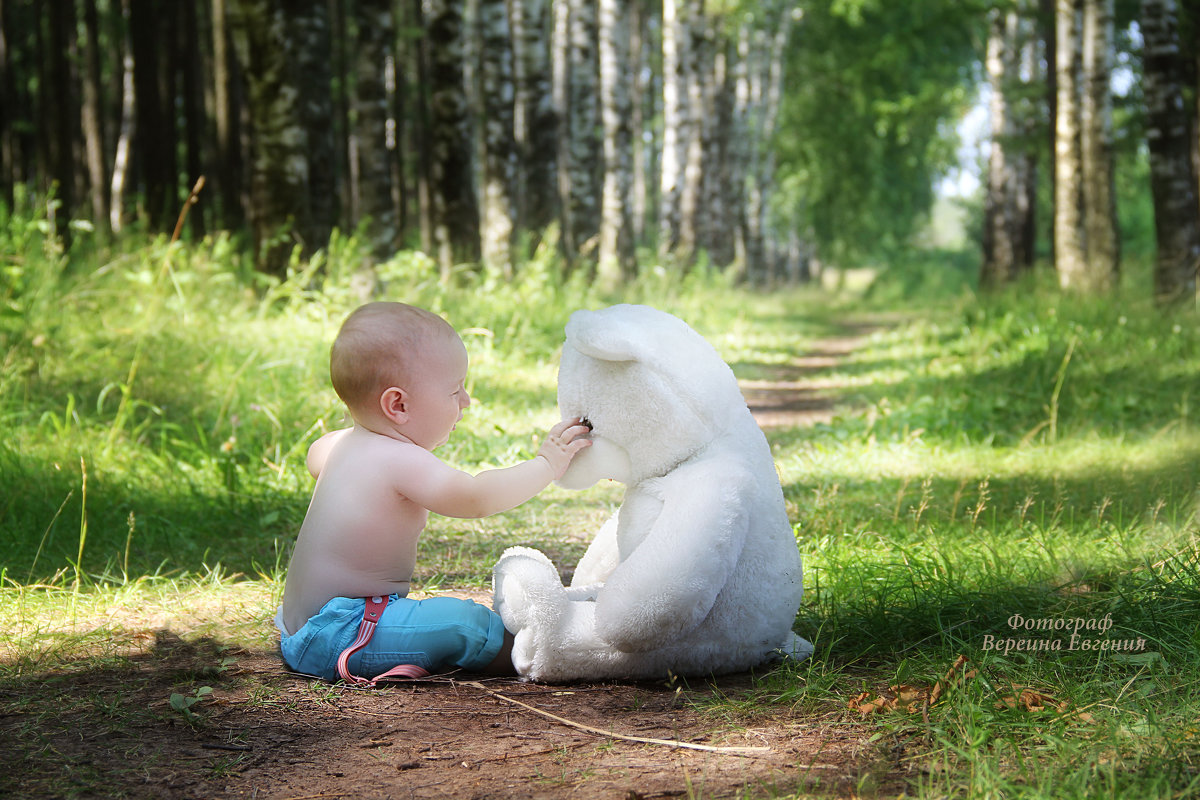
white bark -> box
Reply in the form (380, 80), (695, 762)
(478, 0), (515, 275)
(597, 0), (634, 288)
(1054, 0), (1087, 289)
(1080, 0), (1118, 288)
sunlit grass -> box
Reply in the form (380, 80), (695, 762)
(0, 567), (280, 678)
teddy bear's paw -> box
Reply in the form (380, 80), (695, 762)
(493, 547), (567, 630)
(509, 627), (539, 677)
(777, 632), (814, 663)
(556, 436), (632, 490)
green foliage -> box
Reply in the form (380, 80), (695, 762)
(777, 0), (983, 265)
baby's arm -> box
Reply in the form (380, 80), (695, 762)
(398, 419), (591, 518)
(306, 428), (352, 478)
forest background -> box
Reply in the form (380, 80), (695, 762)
(2, 0), (1200, 798)
(3, 0), (1199, 300)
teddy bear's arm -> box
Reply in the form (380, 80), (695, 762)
(593, 463), (751, 652)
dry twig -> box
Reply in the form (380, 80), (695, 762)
(460, 681), (770, 757)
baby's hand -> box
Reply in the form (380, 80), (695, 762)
(537, 418), (592, 480)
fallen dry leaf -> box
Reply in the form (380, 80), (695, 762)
(845, 655), (1094, 726)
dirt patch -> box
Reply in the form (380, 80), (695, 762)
(1, 629), (899, 799)
(741, 322), (884, 429)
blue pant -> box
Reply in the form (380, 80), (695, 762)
(279, 594), (506, 681)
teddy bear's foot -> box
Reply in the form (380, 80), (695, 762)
(778, 632), (814, 663)
(493, 546), (567, 631)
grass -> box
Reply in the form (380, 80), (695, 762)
(2, 205), (1200, 797)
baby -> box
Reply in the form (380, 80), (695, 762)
(277, 302), (590, 681)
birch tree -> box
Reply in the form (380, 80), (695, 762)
(509, 0), (557, 234)
(1054, 0), (1088, 289)
(229, 0), (335, 276)
(983, 8), (1017, 286)
(630, 3), (652, 247)
(981, 3), (1038, 287)
(425, 0), (479, 278)
(1142, 0), (1200, 303)
(353, 0), (398, 258)
(703, 28), (736, 268)
(563, 0), (599, 265)
(80, 0), (108, 229)
(677, 0), (706, 264)
(1055, 0), (1118, 293)
(737, 6), (791, 284)
(478, 0), (515, 275)
(1079, 0), (1118, 287)
(211, 0), (243, 229)
(659, 0), (690, 261)
(597, 0), (635, 287)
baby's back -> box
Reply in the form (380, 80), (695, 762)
(281, 429), (428, 634)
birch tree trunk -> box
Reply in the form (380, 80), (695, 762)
(759, 9), (790, 285)
(739, 8), (789, 285)
(1054, 0), (1088, 289)
(677, 0), (706, 265)
(478, 0), (515, 275)
(426, 0), (479, 278)
(704, 31), (735, 267)
(181, 0), (206, 238)
(110, 0), (135, 233)
(597, 0), (635, 288)
(1079, 0), (1118, 289)
(293, 5), (336, 249)
(509, 0), (556, 234)
(353, 0), (398, 258)
(47, 0), (77, 235)
(630, 2), (649, 247)
(981, 7), (1018, 287)
(564, 0), (599, 266)
(80, 0), (109, 229)
(229, 0), (335, 275)
(1014, 9), (1039, 270)
(211, 0), (244, 229)
(551, 0), (571, 251)
(731, 21), (751, 278)
(1142, 0), (1200, 303)
(411, 0), (434, 253)
(659, 0), (689, 261)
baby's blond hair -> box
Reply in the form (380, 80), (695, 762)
(330, 302), (458, 414)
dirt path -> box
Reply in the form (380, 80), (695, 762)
(2, 322), (903, 800)
(741, 321), (882, 429)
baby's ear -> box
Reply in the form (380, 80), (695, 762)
(564, 307), (643, 363)
(380, 386), (409, 422)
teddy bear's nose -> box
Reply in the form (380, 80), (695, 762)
(581, 417), (593, 431)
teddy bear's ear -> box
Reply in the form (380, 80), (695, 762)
(564, 307), (643, 363)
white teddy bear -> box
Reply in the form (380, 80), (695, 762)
(492, 304), (813, 681)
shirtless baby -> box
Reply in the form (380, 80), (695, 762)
(277, 302), (590, 680)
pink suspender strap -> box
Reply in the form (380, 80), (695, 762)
(335, 595), (431, 686)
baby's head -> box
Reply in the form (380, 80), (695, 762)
(331, 303), (468, 443)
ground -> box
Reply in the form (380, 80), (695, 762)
(2, 324), (904, 800)
(4, 605), (909, 800)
